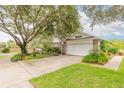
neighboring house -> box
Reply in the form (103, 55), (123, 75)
(53, 32), (101, 56)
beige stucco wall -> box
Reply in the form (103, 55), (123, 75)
(66, 38), (93, 45)
(93, 39), (101, 50)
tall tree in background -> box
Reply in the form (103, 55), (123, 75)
(29, 32), (53, 50)
(29, 6), (80, 54)
(82, 5), (124, 28)
(54, 6), (80, 54)
(0, 5), (57, 56)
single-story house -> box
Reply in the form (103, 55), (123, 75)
(53, 32), (101, 56)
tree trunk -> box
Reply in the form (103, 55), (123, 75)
(60, 41), (65, 55)
(60, 42), (63, 55)
(20, 45), (28, 56)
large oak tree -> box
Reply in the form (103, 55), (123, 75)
(0, 5), (57, 55)
(0, 5), (80, 56)
(54, 6), (80, 54)
(28, 6), (80, 54)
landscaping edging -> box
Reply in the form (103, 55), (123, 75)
(103, 56), (123, 70)
(82, 56), (123, 71)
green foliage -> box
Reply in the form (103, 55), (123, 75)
(29, 32), (53, 49)
(0, 6), (80, 56)
(51, 47), (61, 54)
(82, 6), (124, 27)
(0, 42), (6, 48)
(83, 50), (109, 64)
(111, 40), (124, 49)
(29, 6), (80, 54)
(11, 52), (59, 62)
(43, 46), (60, 54)
(100, 40), (119, 55)
(1, 47), (10, 53)
(0, 6), (66, 55)
(42, 42), (60, 54)
(30, 60), (124, 88)
(7, 40), (17, 48)
(100, 40), (110, 52)
(54, 6), (80, 54)
(55, 6), (80, 39)
(108, 47), (119, 54)
(11, 54), (22, 62)
(25, 53), (59, 60)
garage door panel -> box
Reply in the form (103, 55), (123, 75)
(66, 44), (92, 56)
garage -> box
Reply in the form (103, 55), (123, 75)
(66, 38), (93, 56)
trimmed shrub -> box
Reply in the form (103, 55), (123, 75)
(100, 40), (119, 55)
(11, 54), (22, 62)
(108, 48), (119, 54)
(100, 40), (110, 52)
(11, 52), (59, 62)
(1, 47), (10, 53)
(43, 47), (60, 54)
(52, 47), (61, 54)
(31, 52), (38, 57)
(82, 50), (109, 64)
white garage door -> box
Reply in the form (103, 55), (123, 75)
(66, 43), (93, 56)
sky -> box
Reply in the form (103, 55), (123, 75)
(0, 32), (13, 42)
(79, 11), (124, 41)
(0, 6), (124, 42)
(83, 20), (124, 40)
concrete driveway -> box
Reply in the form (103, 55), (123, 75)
(0, 54), (81, 88)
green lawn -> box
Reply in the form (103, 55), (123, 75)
(30, 58), (124, 88)
(11, 53), (59, 62)
(0, 56), (5, 58)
